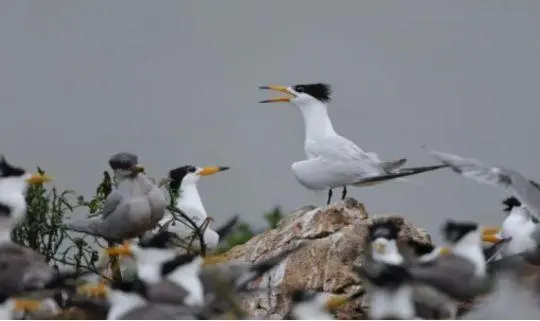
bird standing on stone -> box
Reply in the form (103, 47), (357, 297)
(259, 83), (448, 205)
(66, 152), (167, 242)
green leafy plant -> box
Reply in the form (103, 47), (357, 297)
(11, 167), (286, 280)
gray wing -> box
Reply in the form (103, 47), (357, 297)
(291, 157), (376, 189)
(429, 150), (540, 218)
(0, 243), (54, 296)
(307, 135), (381, 164)
(146, 280), (190, 305)
(409, 255), (489, 300)
(120, 304), (198, 320)
(101, 189), (124, 220)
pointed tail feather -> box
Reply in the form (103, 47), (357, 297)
(379, 158), (408, 172)
(64, 219), (103, 238)
(353, 164), (449, 186)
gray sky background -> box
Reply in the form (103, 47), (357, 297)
(2, 1), (540, 243)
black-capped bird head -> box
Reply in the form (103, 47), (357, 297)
(0, 156), (52, 187)
(259, 83), (332, 107)
(502, 196), (521, 213)
(168, 165), (229, 195)
(367, 220), (403, 265)
(0, 156), (52, 227)
(108, 152), (144, 178)
(442, 220), (480, 245)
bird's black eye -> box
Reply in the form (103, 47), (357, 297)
(294, 85), (305, 93)
(188, 166), (197, 173)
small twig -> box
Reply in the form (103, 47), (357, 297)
(167, 206), (208, 256)
(50, 257), (111, 282)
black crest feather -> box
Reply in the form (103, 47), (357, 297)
(442, 220), (478, 244)
(367, 220), (400, 241)
(293, 83), (332, 103)
(168, 165), (197, 195)
(502, 196), (521, 213)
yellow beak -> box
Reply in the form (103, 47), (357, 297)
(373, 243), (386, 254)
(25, 174), (53, 185)
(482, 226), (501, 235)
(13, 299), (42, 312)
(325, 294), (349, 311)
(438, 247), (451, 255)
(482, 233), (504, 244)
(133, 164), (145, 173)
(198, 166), (229, 177)
(106, 244), (132, 257)
(259, 85), (295, 103)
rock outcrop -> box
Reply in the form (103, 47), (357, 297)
(215, 197), (432, 319)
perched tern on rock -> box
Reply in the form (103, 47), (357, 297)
(154, 165), (229, 251)
(66, 152), (167, 242)
(259, 83), (448, 205)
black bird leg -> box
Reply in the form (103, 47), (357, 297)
(327, 189), (333, 205)
(341, 186), (347, 200)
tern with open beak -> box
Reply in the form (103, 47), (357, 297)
(259, 83), (448, 205)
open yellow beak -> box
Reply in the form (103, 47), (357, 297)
(198, 166), (230, 177)
(259, 85), (295, 103)
(133, 164), (145, 173)
(325, 294), (349, 311)
(25, 174), (53, 185)
(13, 299), (42, 312)
(482, 226), (501, 235)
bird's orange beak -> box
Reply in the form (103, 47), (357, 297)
(25, 174), (53, 184)
(198, 166), (230, 176)
(259, 85), (295, 103)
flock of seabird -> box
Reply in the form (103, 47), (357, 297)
(0, 82), (538, 319)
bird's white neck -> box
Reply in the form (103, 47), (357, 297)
(297, 101), (337, 143)
(176, 182), (207, 219)
(107, 291), (146, 320)
(369, 285), (415, 320)
(166, 259), (204, 307)
(134, 248), (177, 284)
(451, 231), (486, 277)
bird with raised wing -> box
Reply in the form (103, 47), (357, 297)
(428, 149), (540, 220)
(259, 83), (448, 204)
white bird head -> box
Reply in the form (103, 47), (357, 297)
(259, 83), (332, 107)
(367, 220), (404, 265)
(168, 165), (229, 193)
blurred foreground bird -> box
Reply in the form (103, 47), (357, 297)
(65, 152), (167, 242)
